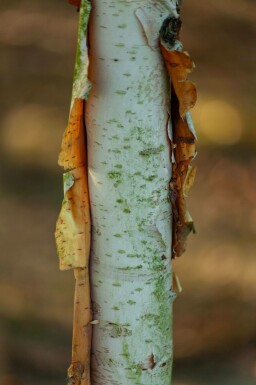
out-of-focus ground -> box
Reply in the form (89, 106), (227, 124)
(0, 0), (255, 384)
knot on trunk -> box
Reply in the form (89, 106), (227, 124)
(159, 16), (182, 46)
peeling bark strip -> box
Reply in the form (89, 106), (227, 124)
(56, 99), (91, 270)
(56, 0), (197, 384)
(56, 86), (92, 385)
(160, 14), (197, 258)
(56, 1), (92, 383)
(55, 99), (92, 384)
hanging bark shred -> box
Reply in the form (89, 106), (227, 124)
(160, 15), (197, 258)
(55, 98), (92, 385)
(67, 268), (92, 385)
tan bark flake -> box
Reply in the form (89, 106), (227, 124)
(55, 166), (91, 270)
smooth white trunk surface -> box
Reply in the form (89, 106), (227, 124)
(86, 1), (176, 384)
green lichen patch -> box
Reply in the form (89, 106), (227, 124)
(107, 322), (132, 338)
(126, 253), (140, 258)
(111, 148), (122, 154)
(151, 272), (173, 343)
(71, 0), (91, 101)
(122, 341), (142, 384)
(127, 300), (136, 305)
(149, 255), (166, 272)
(108, 171), (122, 186)
(118, 265), (143, 271)
(115, 90), (127, 95)
(139, 145), (165, 156)
(136, 218), (147, 232)
(107, 118), (119, 124)
(125, 110), (136, 115)
(144, 174), (157, 181)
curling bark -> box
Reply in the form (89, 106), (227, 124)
(56, 0), (197, 384)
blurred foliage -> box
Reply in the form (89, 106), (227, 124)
(0, 0), (255, 384)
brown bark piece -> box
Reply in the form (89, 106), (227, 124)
(172, 108), (196, 164)
(160, 47), (197, 117)
(170, 97), (196, 258)
(160, 40), (197, 258)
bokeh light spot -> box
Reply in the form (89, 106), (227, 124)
(2, 104), (65, 168)
(198, 100), (242, 145)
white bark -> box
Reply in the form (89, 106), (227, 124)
(86, 1), (177, 384)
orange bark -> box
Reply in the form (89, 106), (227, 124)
(55, 98), (92, 384)
(67, 268), (92, 385)
(58, 98), (87, 170)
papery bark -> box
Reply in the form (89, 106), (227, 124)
(56, 0), (197, 384)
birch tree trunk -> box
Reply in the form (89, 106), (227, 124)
(86, 1), (176, 384)
(56, 0), (197, 384)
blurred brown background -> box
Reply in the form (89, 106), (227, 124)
(0, 0), (255, 384)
